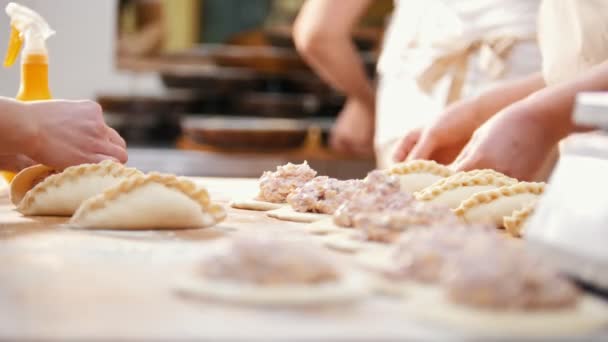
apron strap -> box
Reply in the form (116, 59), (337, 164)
(416, 36), (532, 104)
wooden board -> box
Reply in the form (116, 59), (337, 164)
(0, 178), (603, 340)
(0, 178), (442, 340)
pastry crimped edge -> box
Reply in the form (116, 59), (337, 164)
(16, 160), (142, 212)
(10, 164), (55, 206)
(415, 170), (518, 201)
(387, 160), (453, 177)
(503, 201), (537, 238)
(453, 182), (545, 219)
(71, 172), (226, 224)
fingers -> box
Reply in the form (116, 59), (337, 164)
(107, 127), (126, 149)
(406, 132), (435, 162)
(393, 129), (421, 162)
(97, 140), (128, 164)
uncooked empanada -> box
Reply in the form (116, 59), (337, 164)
(503, 201), (537, 238)
(387, 160), (454, 193)
(415, 170), (517, 208)
(70, 173), (226, 230)
(11, 161), (142, 216)
(454, 182), (545, 227)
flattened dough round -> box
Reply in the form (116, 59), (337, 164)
(178, 272), (370, 307)
(266, 206), (330, 223)
(406, 286), (608, 338)
(230, 198), (285, 211)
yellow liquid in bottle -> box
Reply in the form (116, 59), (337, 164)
(1, 54), (52, 182)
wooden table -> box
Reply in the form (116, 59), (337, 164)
(0, 178), (602, 340)
(0, 178), (446, 340)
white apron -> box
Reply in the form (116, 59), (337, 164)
(534, 0), (608, 181)
(538, 0), (608, 86)
(375, 0), (542, 168)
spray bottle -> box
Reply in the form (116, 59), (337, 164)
(2, 2), (55, 181)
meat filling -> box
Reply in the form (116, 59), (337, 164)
(353, 202), (460, 243)
(201, 238), (340, 285)
(333, 170), (414, 227)
(287, 176), (363, 214)
(443, 243), (580, 310)
(257, 162), (317, 203)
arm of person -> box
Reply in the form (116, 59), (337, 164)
(0, 97), (127, 169)
(451, 60), (608, 180)
(293, 0), (375, 107)
(294, 0), (376, 156)
(394, 72), (546, 163)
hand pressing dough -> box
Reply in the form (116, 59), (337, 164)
(11, 161), (142, 216)
(230, 199), (285, 211)
(503, 201), (537, 238)
(415, 170), (517, 208)
(454, 182), (545, 227)
(70, 173), (226, 230)
(266, 206), (330, 223)
(406, 286), (608, 338)
(387, 160), (454, 193)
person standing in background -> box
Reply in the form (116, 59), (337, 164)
(294, 0), (541, 168)
(293, 0), (391, 158)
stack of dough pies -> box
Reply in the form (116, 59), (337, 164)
(9, 160), (226, 230)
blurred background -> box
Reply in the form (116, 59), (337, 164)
(0, 0), (393, 178)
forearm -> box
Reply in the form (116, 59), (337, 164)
(305, 39), (374, 106)
(294, 0), (375, 108)
(474, 73), (545, 125)
(0, 97), (34, 155)
(519, 61), (608, 143)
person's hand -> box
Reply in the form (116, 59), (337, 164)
(450, 102), (559, 181)
(330, 97), (375, 156)
(22, 100), (127, 169)
(393, 98), (481, 164)
(0, 154), (36, 173)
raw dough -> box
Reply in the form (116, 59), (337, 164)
(322, 235), (386, 254)
(12, 161), (142, 216)
(10, 164), (55, 205)
(230, 199), (285, 211)
(415, 170), (517, 208)
(503, 201), (537, 238)
(179, 272), (369, 307)
(406, 286), (608, 338)
(266, 206), (330, 223)
(181, 237), (370, 307)
(387, 160), (454, 193)
(454, 182), (545, 227)
(70, 173), (226, 230)
(303, 218), (352, 235)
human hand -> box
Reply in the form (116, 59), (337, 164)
(0, 154), (36, 173)
(450, 102), (559, 181)
(22, 100), (127, 169)
(330, 97), (375, 157)
(393, 98), (481, 164)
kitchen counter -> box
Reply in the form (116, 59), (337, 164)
(0, 178), (605, 340)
